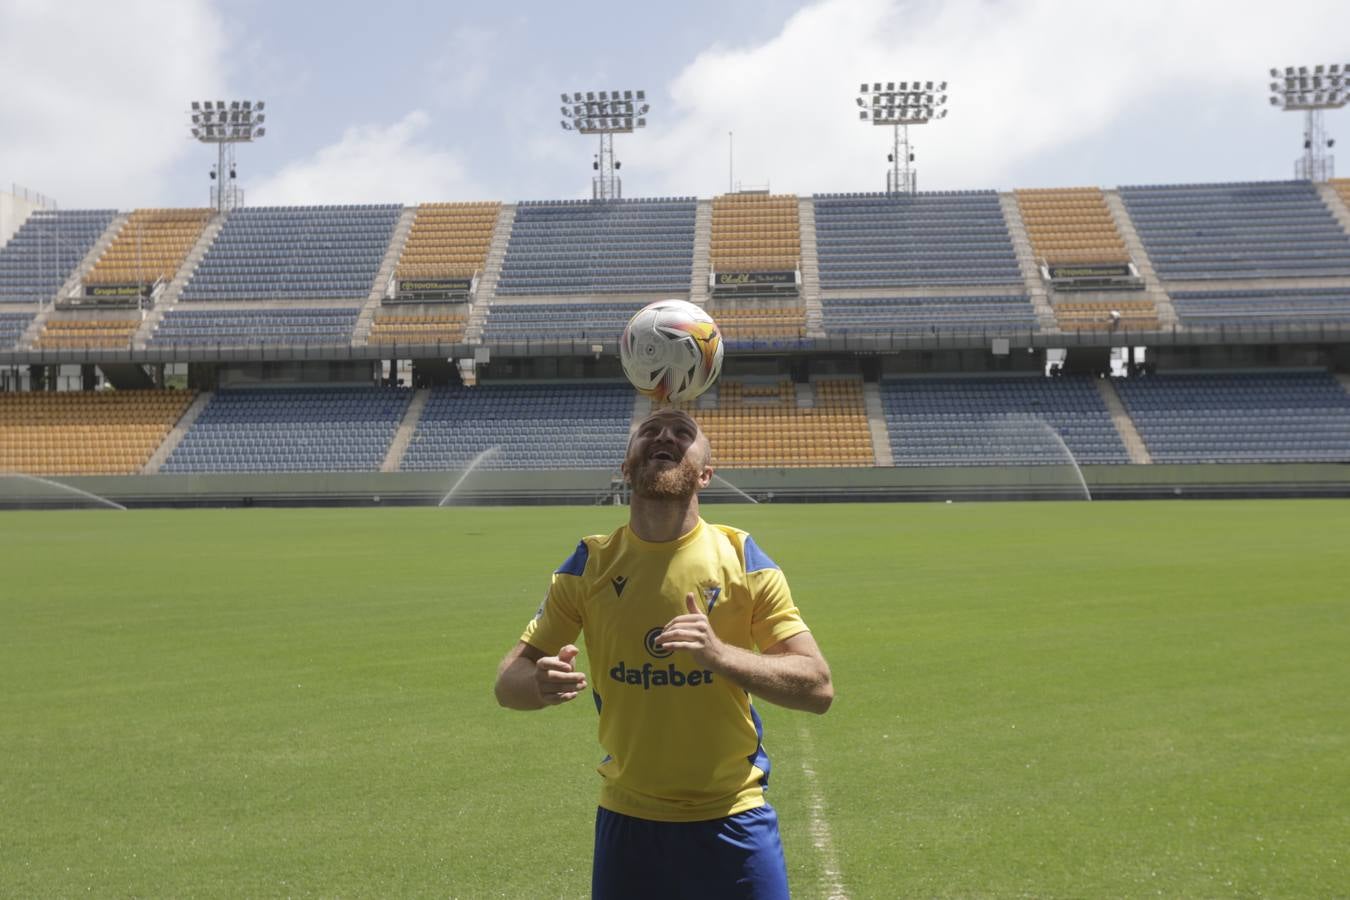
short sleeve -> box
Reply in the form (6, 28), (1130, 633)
(743, 535), (808, 651)
(520, 543), (586, 652)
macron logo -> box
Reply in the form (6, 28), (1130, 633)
(611, 575), (628, 597)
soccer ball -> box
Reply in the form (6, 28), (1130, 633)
(619, 299), (724, 403)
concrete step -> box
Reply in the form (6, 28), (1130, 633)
(466, 203), (517, 344)
(134, 213), (226, 348)
(795, 382), (814, 408)
(355, 207), (417, 346)
(1096, 378), (1152, 464)
(998, 192), (1057, 330)
(142, 390), (212, 473)
(1103, 189), (1177, 326)
(1316, 182), (1350, 238)
(381, 388), (430, 472)
(862, 382), (894, 466)
(690, 199), (713, 303)
(22, 213), (129, 348)
(797, 198), (824, 336)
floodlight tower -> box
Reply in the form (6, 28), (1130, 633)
(856, 81), (948, 194)
(559, 90), (649, 200)
(189, 99), (267, 212)
(1269, 64), (1349, 181)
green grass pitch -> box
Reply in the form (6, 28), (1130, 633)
(1, 500), (1346, 897)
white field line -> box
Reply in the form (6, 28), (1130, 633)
(796, 721), (848, 899)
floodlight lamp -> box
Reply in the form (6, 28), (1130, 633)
(624, 90), (632, 99)
(243, 101), (252, 110)
(1316, 64), (1325, 74)
(859, 82), (868, 92)
(1271, 82), (1281, 92)
(599, 90), (608, 100)
(586, 91), (595, 101)
(230, 100), (239, 110)
(623, 117), (633, 128)
(217, 100), (225, 109)
(191, 113), (201, 124)
(191, 127), (201, 138)
(637, 117), (646, 127)
(887, 81), (895, 91)
(191, 101), (201, 110)
(255, 114), (264, 124)
(256, 101), (265, 111)
(561, 106), (570, 116)
(1299, 65), (1308, 75)
(638, 103), (649, 114)
(561, 120), (572, 130)
(925, 80), (933, 89)
(561, 93), (570, 103)
(873, 82), (881, 91)
(859, 110), (869, 120)
(636, 90), (645, 100)
(254, 127), (265, 138)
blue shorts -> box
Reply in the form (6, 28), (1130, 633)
(592, 804), (790, 900)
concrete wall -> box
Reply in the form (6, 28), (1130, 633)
(0, 191), (42, 249)
(4, 464), (1349, 508)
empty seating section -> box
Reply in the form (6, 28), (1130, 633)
(1113, 371), (1350, 463)
(822, 295), (1035, 334)
(33, 318), (139, 349)
(813, 192), (1020, 287)
(0, 390), (194, 475)
(1119, 182), (1350, 279)
(181, 205), (401, 300)
(880, 376), (1129, 466)
(1015, 188), (1129, 265)
(162, 387), (410, 472)
(150, 307), (359, 345)
(368, 308), (467, 344)
(710, 304), (806, 340)
(0, 209), (117, 303)
(0, 312), (33, 347)
(396, 202), (499, 279)
(481, 301), (642, 342)
(85, 208), (213, 286)
(1054, 300), (1159, 331)
(1170, 287), (1350, 327)
(496, 198), (696, 295)
(710, 194), (800, 272)
(400, 382), (633, 470)
(678, 379), (872, 468)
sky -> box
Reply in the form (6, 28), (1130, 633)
(1, 0), (1349, 210)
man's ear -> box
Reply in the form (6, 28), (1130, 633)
(698, 464), (714, 488)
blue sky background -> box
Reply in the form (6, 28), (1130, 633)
(2, 0), (1348, 209)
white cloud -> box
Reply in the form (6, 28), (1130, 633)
(0, 0), (226, 207)
(248, 110), (484, 205)
(636, 0), (1350, 196)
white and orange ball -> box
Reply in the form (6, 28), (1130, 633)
(619, 299), (724, 404)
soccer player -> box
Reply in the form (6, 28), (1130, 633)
(494, 407), (834, 900)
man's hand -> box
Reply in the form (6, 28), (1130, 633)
(535, 644), (588, 704)
(655, 593), (727, 668)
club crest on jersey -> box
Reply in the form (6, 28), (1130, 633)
(699, 581), (722, 611)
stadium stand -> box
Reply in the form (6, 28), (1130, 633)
(1, 312), (35, 347)
(1052, 299), (1160, 331)
(0, 209), (118, 303)
(32, 317), (140, 349)
(1332, 178), (1350, 212)
(368, 308), (468, 344)
(813, 192), (1021, 287)
(1015, 188), (1129, 265)
(400, 382), (633, 470)
(84, 208), (213, 286)
(709, 304), (807, 341)
(480, 300), (643, 342)
(148, 307), (360, 346)
(1119, 181), (1350, 279)
(821, 294), (1036, 334)
(1112, 371), (1350, 463)
(180, 205), (401, 300)
(678, 378), (873, 467)
(709, 194), (800, 273)
(495, 198), (696, 295)
(395, 202), (499, 280)
(880, 376), (1130, 465)
(1169, 287), (1350, 327)
(0, 390), (194, 475)
(162, 387), (411, 472)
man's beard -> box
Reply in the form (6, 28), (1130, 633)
(630, 455), (702, 500)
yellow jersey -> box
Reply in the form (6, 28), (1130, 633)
(520, 518), (809, 823)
